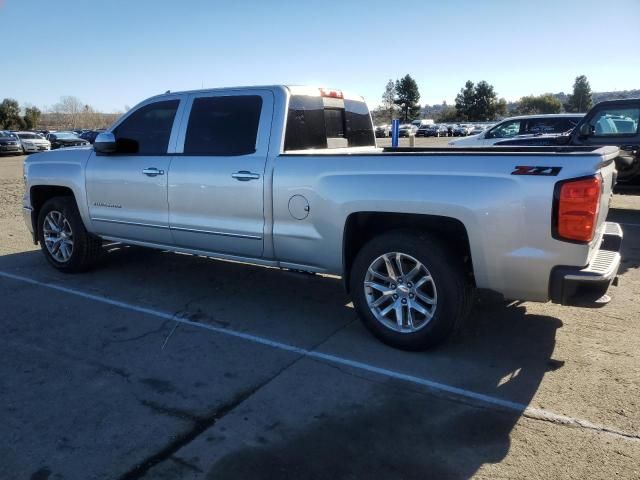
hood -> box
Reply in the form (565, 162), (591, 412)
(25, 145), (93, 165)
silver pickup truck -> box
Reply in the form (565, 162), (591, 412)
(22, 85), (623, 350)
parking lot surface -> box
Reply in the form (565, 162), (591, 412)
(1, 150), (639, 479)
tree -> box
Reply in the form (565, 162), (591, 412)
(436, 106), (460, 123)
(53, 96), (85, 128)
(381, 79), (396, 123)
(394, 74), (421, 122)
(454, 81), (476, 120)
(516, 94), (562, 115)
(24, 106), (42, 129)
(0, 98), (23, 129)
(455, 80), (506, 121)
(564, 75), (592, 113)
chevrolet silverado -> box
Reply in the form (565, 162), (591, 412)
(22, 85), (623, 350)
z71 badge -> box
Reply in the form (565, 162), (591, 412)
(511, 166), (562, 176)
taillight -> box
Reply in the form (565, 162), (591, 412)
(554, 176), (602, 243)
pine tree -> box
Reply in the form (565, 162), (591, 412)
(394, 74), (421, 122)
(564, 75), (593, 113)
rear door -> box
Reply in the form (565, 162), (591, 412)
(167, 90), (273, 258)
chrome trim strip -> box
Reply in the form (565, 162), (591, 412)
(91, 218), (262, 240)
(170, 225), (262, 240)
(91, 218), (169, 230)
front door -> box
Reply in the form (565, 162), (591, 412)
(168, 91), (273, 258)
(86, 98), (182, 244)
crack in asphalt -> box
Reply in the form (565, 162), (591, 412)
(117, 306), (358, 478)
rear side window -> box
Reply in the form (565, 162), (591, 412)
(284, 95), (375, 151)
(113, 100), (179, 155)
(184, 95), (263, 156)
(522, 117), (581, 134)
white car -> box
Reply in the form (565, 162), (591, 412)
(15, 132), (51, 153)
(448, 114), (584, 147)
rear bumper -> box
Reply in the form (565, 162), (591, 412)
(549, 222), (623, 306)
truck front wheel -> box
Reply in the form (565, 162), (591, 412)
(350, 231), (471, 350)
(37, 196), (102, 273)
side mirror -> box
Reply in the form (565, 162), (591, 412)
(579, 123), (592, 137)
(94, 132), (117, 154)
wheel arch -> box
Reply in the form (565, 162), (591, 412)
(342, 212), (475, 292)
(30, 185), (78, 243)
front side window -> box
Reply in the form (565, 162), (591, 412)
(113, 100), (179, 154)
(486, 120), (521, 139)
(590, 108), (640, 136)
(184, 95), (262, 156)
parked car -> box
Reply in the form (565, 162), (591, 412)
(449, 114), (583, 147)
(79, 130), (104, 144)
(46, 132), (90, 150)
(411, 119), (434, 129)
(398, 124), (417, 137)
(0, 131), (22, 155)
(375, 125), (390, 138)
(22, 85), (623, 350)
(417, 124), (447, 137)
(469, 125), (487, 135)
(452, 124), (473, 136)
(494, 100), (640, 183)
(15, 131), (51, 153)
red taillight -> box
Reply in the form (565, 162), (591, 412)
(556, 176), (601, 242)
(319, 88), (343, 99)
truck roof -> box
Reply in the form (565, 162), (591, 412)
(148, 85), (366, 102)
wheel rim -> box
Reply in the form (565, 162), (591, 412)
(43, 210), (74, 263)
(364, 252), (437, 333)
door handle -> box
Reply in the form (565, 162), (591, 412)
(231, 171), (260, 181)
(143, 168), (164, 177)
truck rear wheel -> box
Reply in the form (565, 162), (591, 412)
(37, 196), (102, 273)
(350, 231), (471, 350)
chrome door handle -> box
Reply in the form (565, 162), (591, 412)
(231, 171), (260, 181)
(143, 168), (164, 177)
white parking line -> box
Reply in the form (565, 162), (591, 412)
(620, 222), (640, 228)
(1, 270), (638, 442)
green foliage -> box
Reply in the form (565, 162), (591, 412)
(517, 94), (562, 114)
(381, 79), (396, 123)
(24, 106), (42, 129)
(394, 74), (421, 122)
(436, 106), (460, 123)
(455, 80), (507, 121)
(564, 75), (592, 113)
(0, 98), (23, 129)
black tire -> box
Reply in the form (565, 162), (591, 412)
(350, 231), (472, 350)
(37, 196), (102, 273)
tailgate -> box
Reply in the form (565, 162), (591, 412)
(591, 147), (619, 254)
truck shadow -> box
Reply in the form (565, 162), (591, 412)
(0, 247), (563, 479)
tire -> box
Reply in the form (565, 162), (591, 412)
(350, 231), (472, 350)
(37, 196), (102, 273)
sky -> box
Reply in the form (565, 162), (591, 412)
(1, 0), (639, 112)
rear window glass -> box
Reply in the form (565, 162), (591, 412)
(184, 95), (262, 156)
(284, 95), (375, 151)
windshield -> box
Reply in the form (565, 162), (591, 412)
(18, 133), (38, 139)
